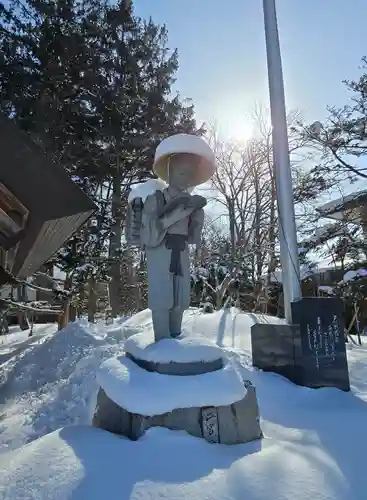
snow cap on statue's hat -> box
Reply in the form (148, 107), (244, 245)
(153, 133), (216, 187)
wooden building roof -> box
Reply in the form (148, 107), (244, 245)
(316, 190), (367, 225)
(0, 116), (97, 281)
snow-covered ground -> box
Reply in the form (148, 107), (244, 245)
(0, 308), (366, 499)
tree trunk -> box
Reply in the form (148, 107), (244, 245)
(69, 306), (77, 322)
(108, 144), (123, 317)
(253, 169), (263, 281)
(130, 261), (141, 312)
(77, 282), (85, 318)
(16, 284), (29, 331)
(88, 275), (97, 323)
(58, 274), (72, 330)
(0, 306), (8, 335)
(228, 201), (236, 265)
(267, 171), (277, 285)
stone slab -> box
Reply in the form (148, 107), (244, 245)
(251, 297), (350, 392)
(291, 297), (350, 391)
(124, 330), (224, 365)
(126, 351), (223, 375)
(92, 380), (262, 445)
(251, 323), (300, 383)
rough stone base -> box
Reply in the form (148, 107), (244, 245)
(92, 380), (262, 445)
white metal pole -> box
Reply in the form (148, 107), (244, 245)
(262, 0), (301, 323)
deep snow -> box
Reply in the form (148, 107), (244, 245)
(0, 308), (367, 500)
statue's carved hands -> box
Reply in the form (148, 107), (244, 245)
(157, 193), (207, 218)
(188, 195), (207, 210)
(157, 195), (186, 217)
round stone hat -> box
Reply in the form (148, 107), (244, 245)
(153, 134), (216, 187)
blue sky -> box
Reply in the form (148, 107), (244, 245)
(134, 0), (366, 139)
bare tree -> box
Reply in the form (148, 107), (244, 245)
(206, 106), (308, 285)
(207, 126), (274, 282)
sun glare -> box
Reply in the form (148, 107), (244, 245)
(228, 121), (254, 144)
(217, 115), (254, 144)
(211, 107), (255, 144)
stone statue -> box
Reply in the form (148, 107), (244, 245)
(126, 134), (216, 341)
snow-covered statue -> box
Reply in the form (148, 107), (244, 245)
(126, 134), (216, 341)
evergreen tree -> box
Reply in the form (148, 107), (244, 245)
(0, 0), (201, 317)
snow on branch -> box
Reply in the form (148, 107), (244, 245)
(0, 298), (62, 315)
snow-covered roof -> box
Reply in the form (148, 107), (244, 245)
(263, 256), (357, 284)
(341, 268), (367, 283)
(316, 190), (367, 224)
(263, 267), (315, 284)
(299, 223), (346, 248)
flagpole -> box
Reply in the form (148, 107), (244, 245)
(262, 0), (301, 322)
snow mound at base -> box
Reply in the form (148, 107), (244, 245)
(1, 309), (367, 499)
(97, 355), (246, 416)
(125, 328), (223, 363)
(121, 309), (156, 338)
(121, 307), (285, 349)
(0, 425), (353, 500)
(0, 320), (124, 452)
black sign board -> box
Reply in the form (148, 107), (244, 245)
(291, 297), (350, 391)
(251, 297), (350, 392)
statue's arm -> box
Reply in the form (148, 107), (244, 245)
(160, 206), (197, 230)
(188, 208), (205, 246)
(142, 192), (207, 247)
(157, 194), (206, 231)
(158, 194), (207, 218)
(156, 194), (191, 217)
(142, 192), (191, 247)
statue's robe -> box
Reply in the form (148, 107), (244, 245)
(141, 186), (204, 312)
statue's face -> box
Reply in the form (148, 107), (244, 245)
(168, 153), (201, 189)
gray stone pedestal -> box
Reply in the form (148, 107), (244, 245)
(124, 331), (224, 376)
(92, 331), (262, 445)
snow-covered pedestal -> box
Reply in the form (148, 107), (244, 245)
(92, 330), (262, 445)
(124, 331), (224, 375)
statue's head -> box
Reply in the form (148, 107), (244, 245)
(166, 153), (201, 190)
(153, 134), (216, 188)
